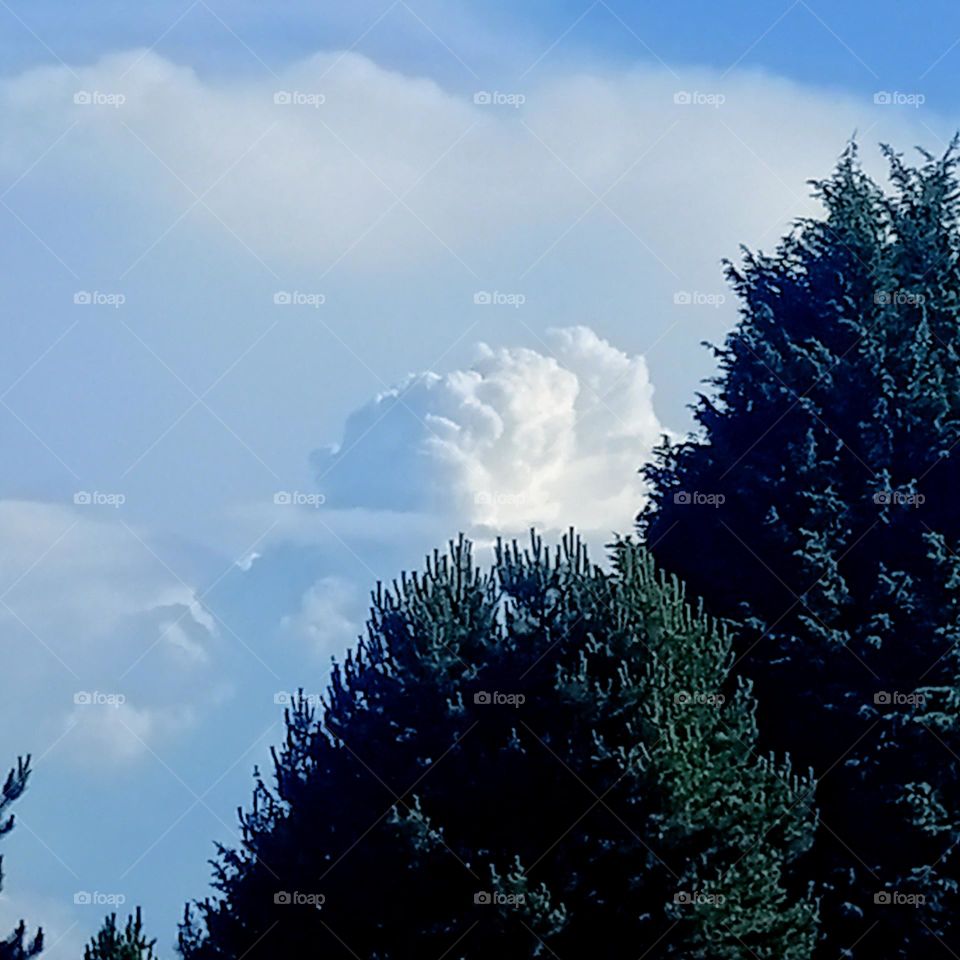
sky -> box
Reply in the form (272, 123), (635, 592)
(1, 1), (959, 955)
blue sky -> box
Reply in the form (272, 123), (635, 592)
(1, 1), (959, 956)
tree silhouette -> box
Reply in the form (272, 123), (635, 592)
(180, 533), (817, 959)
(0, 757), (42, 960)
(642, 141), (960, 957)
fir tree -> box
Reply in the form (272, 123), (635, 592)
(179, 533), (816, 959)
(641, 142), (960, 957)
(0, 757), (42, 960)
(84, 909), (156, 960)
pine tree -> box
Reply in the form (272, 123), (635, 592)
(641, 142), (960, 957)
(84, 909), (156, 960)
(179, 533), (817, 959)
(0, 757), (42, 960)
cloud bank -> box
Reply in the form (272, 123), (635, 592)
(0, 501), (215, 764)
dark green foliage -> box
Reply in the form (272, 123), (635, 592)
(641, 142), (960, 957)
(179, 533), (816, 959)
(84, 909), (156, 960)
(0, 757), (42, 960)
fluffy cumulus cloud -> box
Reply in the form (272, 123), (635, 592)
(313, 326), (664, 542)
(263, 326), (663, 665)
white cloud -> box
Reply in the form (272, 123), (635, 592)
(158, 618), (209, 664)
(0, 501), (203, 643)
(0, 501), (215, 764)
(281, 575), (363, 656)
(313, 325), (664, 544)
(0, 48), (941, 282)
(235, 551), (261, 572)
(65, 700), (195, 765)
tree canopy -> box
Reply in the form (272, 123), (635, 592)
(641, 142), (960, 957)
(179, 534), (817, 959)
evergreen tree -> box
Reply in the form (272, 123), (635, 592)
(0, 757), (42, 960)
(641, 142), (960, 957)
(179, 533), (816, 959)
(84, 909), (156, 960)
